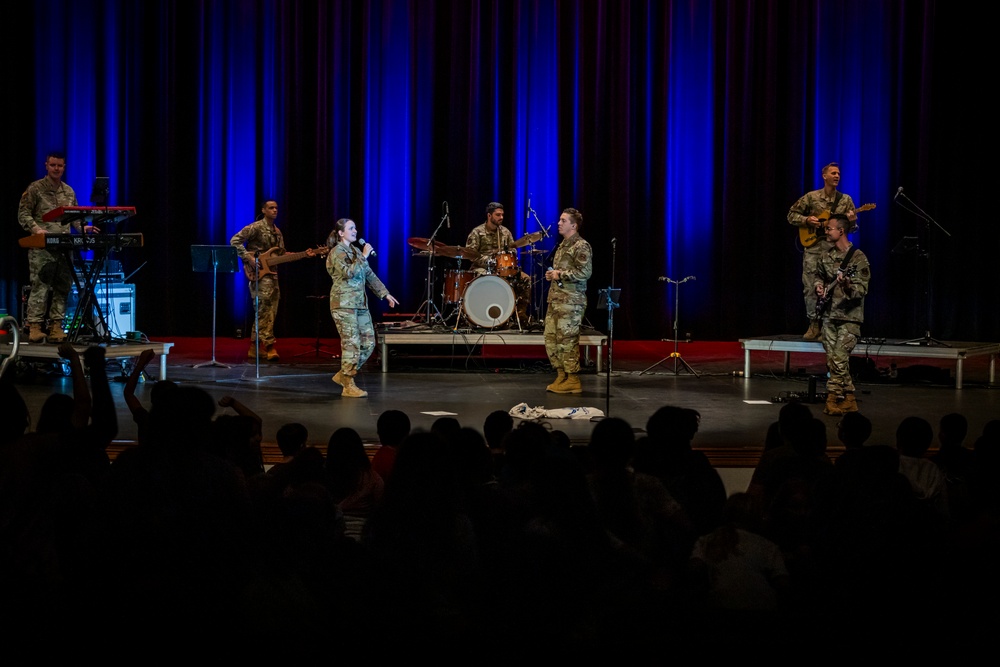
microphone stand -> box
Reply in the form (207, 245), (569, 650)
(526, 204), (551, 325)
(895, 189), (951, 347)
(242, 251), (268, 383)
(413, 211), (448, 326)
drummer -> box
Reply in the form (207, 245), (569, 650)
(465, 201), (531, 326)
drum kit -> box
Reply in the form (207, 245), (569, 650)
(407, 230), (548, 330)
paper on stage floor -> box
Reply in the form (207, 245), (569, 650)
(508, 402), (605, 420)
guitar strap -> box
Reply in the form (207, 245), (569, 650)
(831, 190), (842, 215)
(840, 245), (857, 272)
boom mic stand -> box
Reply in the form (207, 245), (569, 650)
(413, 209), (449, 326)
(526, 198), (552, 323)
(894, 187), (952, 347)
(641, 275), (700, 376)
(592, 237), (620, 422)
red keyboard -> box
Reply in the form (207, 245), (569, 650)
(42, 206), (137, 223)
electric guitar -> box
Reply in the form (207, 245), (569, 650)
(814, 265), (859, 319)
(243, 245), (330, 279)
(799, 203), (876, 248)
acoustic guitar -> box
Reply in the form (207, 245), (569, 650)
(799, 203), (876, 248)
(243, 245), (330, 279)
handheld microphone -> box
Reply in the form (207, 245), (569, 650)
(444, 201), (450, 228)
(548, 266), (563, 288)
(527, 195), (531, 219)
(356, 238), (376, 258)
(895, 186), (903, 200)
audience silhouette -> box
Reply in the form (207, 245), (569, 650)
(2, 359), (997, 655)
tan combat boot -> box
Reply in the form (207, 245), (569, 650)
(823, 393), (844, 416)
(28, 322), (46, 343)
(546, 369), (566, 392)
(840, 393), (859, 413)
(341, 374), (368, 398)
(552, 373), (582, 394)
(332, 370), (344, 386)
(265, 344), (280, 361)
(803, 320), (822, 340)
(47, 321), (67, 343)
(248, 342), (259, 359)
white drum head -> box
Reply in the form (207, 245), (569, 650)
(463, 275), (515, 328)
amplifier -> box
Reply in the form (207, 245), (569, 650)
(66, 282), (136, 338)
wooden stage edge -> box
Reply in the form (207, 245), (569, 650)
(740, 335), (998, 390)
(377, 326), (608, 373)
(2, 340), (175, 381)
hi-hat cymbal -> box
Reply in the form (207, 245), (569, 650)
(436, 245), (480, 260)
(512, 231), (545, 248)
(407, 237), (445, 253)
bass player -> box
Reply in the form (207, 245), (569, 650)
(230, 199), (322, 361)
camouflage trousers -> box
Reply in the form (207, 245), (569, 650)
(248, 275), (279, 346)
(331, 308), (375, 374)
(821, 319), (860, 396)
(26, 248), (73, 324)
(544, 303), (584, 373)
(801, 246), (824, 320)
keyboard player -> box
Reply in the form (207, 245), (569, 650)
(17, 151), (98, 344)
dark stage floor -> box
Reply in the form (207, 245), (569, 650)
(6, 332), (998, 471)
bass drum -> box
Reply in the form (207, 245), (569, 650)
(463, 275), (515, 328)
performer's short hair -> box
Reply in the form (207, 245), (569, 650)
(485, 202), (504, 216)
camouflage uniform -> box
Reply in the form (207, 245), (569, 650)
(230, 220), (284, 346)
(788, 188), (856, 320)
(327, 242), (389, 375)
(544, 233), (592, 373)
(465, 223), (530, 324)
(815, 243), (870, 398)
(17, 177), (78, 325)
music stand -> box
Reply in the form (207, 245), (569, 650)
(191, 245), (238, 368)
(641, 275), (700, 376)
(593, 287), (621, 420)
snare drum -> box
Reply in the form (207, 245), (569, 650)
(442, 269), (474, 304)
(495, 250), (519, 277)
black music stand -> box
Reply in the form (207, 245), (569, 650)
(592, 287), (621, 420)
(191, 245), (238, 368)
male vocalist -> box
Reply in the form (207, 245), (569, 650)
(544, 207), (592, 394)
(18, 152), (89, 343)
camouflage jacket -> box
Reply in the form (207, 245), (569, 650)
(787, 188), (856, 227)
(18, 178), (78, 234)
(465, 223), (514, 270)
(230, 220), (284, 265)
(326, 242), (388, 309)
(547, 233), (592, 305)
(814, 244), (869, 323)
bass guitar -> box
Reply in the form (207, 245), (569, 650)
(799, 203), (876, 248)
(814, 265), (859, 319)
(244, 245), (330, 280)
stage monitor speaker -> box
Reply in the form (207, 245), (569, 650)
(66, 282), (136, 339)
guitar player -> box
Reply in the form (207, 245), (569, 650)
(230, 199), (319, 361)
(813, 213), (870, 416)
(787, 162), (857, 340)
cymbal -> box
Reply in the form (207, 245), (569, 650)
(407, 237), (445, 253)
(436, 245), (480, 260)
(522, 248), (547, 254)
(512, 231), (545, 248)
